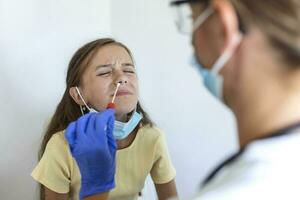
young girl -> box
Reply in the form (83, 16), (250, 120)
(31, 38), (177, 200)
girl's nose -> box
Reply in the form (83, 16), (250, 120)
(115, 79), (128, 86)
(118, 80), (128, 84)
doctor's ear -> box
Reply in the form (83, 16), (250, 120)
(212, 0), (240, 52)
(69, 87), (85, 106)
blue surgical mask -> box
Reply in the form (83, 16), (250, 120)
(191, 7), (242, 101)
(190, 56), (223, 99)
(75, 87), (142, 140)
(113, 111), (142, 140)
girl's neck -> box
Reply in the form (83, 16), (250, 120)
(115, 113), (128, 122)
(117, 127), (139, 150)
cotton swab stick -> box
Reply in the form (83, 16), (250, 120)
(106, 82), (121, 109)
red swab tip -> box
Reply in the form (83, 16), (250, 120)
(106, 102), (115, 109)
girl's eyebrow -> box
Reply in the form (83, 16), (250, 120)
(122, 63), (134, 67)
(95, 64), (113, 70)
(95, 62), (135, 70)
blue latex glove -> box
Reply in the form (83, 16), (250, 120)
(65, 109), (117, 199)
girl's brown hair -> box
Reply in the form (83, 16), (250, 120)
(38, 38), (153, 199)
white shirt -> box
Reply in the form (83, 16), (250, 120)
(192, 125), (300, 200)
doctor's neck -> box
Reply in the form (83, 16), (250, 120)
(231, 34), (300, 148)
(235, 69), (300, 148)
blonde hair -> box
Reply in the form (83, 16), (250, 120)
(231, 0), (300, 66)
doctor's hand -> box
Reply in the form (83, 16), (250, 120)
(65, 109), (116, 200)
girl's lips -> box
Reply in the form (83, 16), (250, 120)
(116, 90), (132, 96)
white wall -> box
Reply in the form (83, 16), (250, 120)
(111, 0), (238, 198)
(0, 1), (110, 199)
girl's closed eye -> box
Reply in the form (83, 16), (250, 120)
(124, 69), (135, 74)
(123, 65), (136, 74)
(97, 70), (112, 76)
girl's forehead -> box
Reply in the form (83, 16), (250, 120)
(94, 44), (132, 61)
(84, 45), (133, 72)
(86, 45), (133, 65)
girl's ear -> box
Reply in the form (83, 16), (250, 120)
(69, 87), (85, 106)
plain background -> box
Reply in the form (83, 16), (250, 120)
(0, 0), (237, 199)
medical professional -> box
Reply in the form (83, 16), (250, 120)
(64, 0), (300, 199)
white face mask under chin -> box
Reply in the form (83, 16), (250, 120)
(74, 86), (142, 140)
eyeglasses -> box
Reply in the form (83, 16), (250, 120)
(170, 0), (210, 34)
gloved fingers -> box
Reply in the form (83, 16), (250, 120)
(65, 121), (77, 150)
(86, 113), (97, 137)
(76, 113), (93, 137)
(95, 109), (115, 136)
(107, 134), (117, 156)
(106, 109), (115, 134)
(106, 111), (117, 155)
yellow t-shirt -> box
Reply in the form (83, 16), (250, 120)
(31, 125), (176, 200)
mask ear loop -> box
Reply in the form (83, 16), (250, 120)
(211, 34), (243, 74)
(75, 86), (92, 115)
(192, 7), (214, 32)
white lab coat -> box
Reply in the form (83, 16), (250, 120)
(192, 127), (300, 200)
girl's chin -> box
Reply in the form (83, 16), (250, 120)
(115, 106), (135, 117)
(114, 102), (136, 112)
(115, 108), (135, 115)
